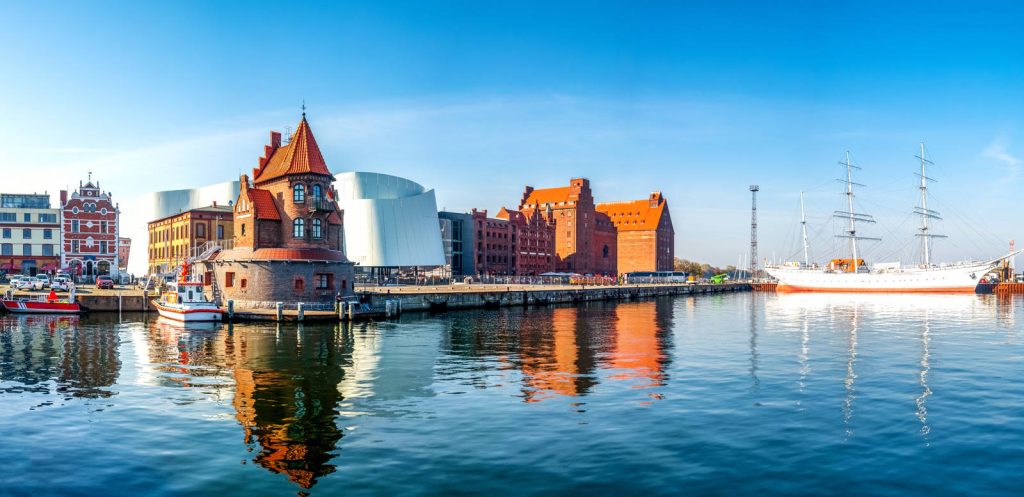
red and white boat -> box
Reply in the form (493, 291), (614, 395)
(150, 261), (224, 322)
(1, 292), (83, 314)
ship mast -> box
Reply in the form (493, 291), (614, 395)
(833, 151), (879, 272)
(800, 191), (810, 266)
(914, 143), (946, 267)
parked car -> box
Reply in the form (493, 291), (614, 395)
(8, 275), (23, 287)
(51, 277), (71, 292)
(96, 275), (115, 289)
(35, 274), (51, 288)
(14, 277), (43, 291)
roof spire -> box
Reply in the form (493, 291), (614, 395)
(301, 99), (306, 119)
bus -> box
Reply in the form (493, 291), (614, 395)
(623, 271), (689, 284)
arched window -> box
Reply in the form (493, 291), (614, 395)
(312, 184), (322, 199)
(293, 184), (305, 203)
(312, 219), (322, 239)
(293, 218), (305, 238)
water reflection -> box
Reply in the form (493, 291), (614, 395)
(0, 314), (120, 398)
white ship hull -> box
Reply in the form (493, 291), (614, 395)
(765, 260), (997, 293)
(152, 300), (224, 322)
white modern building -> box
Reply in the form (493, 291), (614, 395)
(334, 172), (445, 267)
(139, 180), (240, 222)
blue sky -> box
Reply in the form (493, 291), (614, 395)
(2, 1), (1023, 274)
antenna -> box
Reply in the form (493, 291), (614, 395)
(800, 191), (810, 266)
(915, 142), (946, 267)
(750, 185), (759, 280)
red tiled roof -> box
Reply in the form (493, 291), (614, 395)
(254, 116), (331, 183)
(596, 195), (668, 232)
(214, 247), (348, 262)
(251, 248), (347, 261)
(495, 207), (525, 223)
(249, 188), (281, 220)
(522, 186), (571, 206)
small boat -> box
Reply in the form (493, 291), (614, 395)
(151, 261), (224, 322)
(1, 289), (83, 314)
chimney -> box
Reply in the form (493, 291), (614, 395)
(650, 192), (662, 207)
(270, 131), (281, 149)
(60, 190), (67, 207)
(212, 201), (217, 207)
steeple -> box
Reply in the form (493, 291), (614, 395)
(253, 114), (331, 184)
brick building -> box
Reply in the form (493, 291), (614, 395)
(495, 207), (556, 275)
(596, 192), (675, 274)
(147, 204), (233, 274)
(60, 177), (121, 278)
(517, 178), (617, 275)
(118, 237), (131, 273)
(202, 114), (354, 308)
(0, 193), (60, 276)
(471, 209), (514, 275)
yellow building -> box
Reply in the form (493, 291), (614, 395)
(147, 204), (233, 274)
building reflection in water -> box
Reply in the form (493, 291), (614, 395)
(143, 319), (353, 490)
(0, 315), (120, 398)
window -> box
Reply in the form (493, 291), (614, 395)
(0, 244), (10, 255)
(312, 184), (322, 199)
(38, 213), (56, 223)
(42, 245), (53, 256)
(294, 277), (304, 291)
(22, 228), (31, 238)
(22, 244), (31, 256)
(0, 213), (13, 222)
(315, 273), (332, 289)
(23, 213), (30, 222)
(603, 245), (609, 258)
(293, 183), (305, 203)
(240, 278), (247, 289)
(100, 241), (107, 253)
(101, 221), (108, 233)
(196, 223), (206, 238)
(1, 228), (8, 238)
(225, 272), (235, 287)
(293, 218), (305, 238)
(217, 225), (224, 240)
(312, 219), (322, 239)
(43, 229), (52, 239)
(72, 240), (79, 253)
(240, 223), (246, 236)
(72, 220), (79, 233)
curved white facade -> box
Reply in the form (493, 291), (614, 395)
(335, 172), (445, 267)
(138, 180), (240, 221)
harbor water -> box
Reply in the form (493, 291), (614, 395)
(1, 293), (1023, 496)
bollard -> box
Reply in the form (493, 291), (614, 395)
(276, 302), (283, 322)
(385, 300), (393, 318)
(118, 294), (122, 314)
(228, 300), (234, 319)
(347, 302), (356, 321)
(297, 302), (305, 322)
(143, 290), (149, 312)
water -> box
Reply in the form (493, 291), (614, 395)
(1, 293), (1023, 496)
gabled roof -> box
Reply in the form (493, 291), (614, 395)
(249, 188), (281, 220)
(596, 195), (669, 232)
(254, 116), (331, 184)
(495, 207), (525, 223)
(522, 186), (571, 206)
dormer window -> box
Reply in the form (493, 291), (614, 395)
(293, 184), (305, 203)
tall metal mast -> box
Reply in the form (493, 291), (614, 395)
(800, 191), (810, 266)
(914, 142), (945, 267)
(750, 185), (759, 279)
(833, 151), (879, 272)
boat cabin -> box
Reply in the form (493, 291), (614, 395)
(162, 282), (209, 304)
(828, 258), (867, 273)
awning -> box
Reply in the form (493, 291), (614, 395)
(41, 264), (57, 271)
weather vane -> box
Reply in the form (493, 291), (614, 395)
(301, 99), (306, 118)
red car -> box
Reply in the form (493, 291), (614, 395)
(96, 276), (115, 289)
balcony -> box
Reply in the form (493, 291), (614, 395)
(306, 196), (332, 213)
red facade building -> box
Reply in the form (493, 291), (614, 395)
(596, 192), (675, 274)
(61, 177), (121, 277)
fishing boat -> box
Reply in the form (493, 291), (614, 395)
(766, 145), (1012, 293)
(0, 291), (83, 314)
(151, 261), (224, 322)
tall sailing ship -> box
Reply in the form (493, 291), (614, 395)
(766, 144), (1008, 293)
